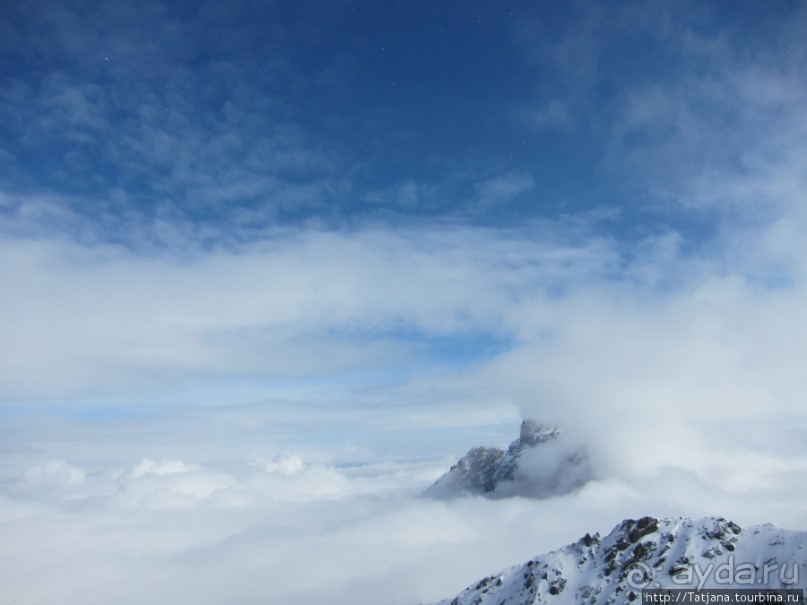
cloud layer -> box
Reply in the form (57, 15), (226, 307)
(1, 439), (804, 605)
(2, 1), (807, 604)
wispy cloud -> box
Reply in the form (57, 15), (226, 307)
(0, 198), (619, 401)
(473, 171), (535, 208)
(0, 0), (355, 223)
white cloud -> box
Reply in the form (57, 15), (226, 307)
(262, 452), (306, 476)
(1, 445), (803, 605)
(19, 460), (86, 489)
(130, 458), (196, 478)
(473, 171), (535, 207)
(113, 466), (243, 510)
(0, 206), (620, 401)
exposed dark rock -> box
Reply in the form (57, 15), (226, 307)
(423, 420), (592, 499)
(627, 517), (659, 543)
(429, 517), (807, 605)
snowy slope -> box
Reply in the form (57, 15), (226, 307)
(424, 420), (592, 499)
(429, 517), (807, 605)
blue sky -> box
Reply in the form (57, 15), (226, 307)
(2, 0), (797, 234)
(1, 0), (807, 456)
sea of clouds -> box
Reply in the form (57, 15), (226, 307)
(1, 389), (805, 605)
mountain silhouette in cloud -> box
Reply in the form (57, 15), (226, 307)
(424, 419), (592, 499)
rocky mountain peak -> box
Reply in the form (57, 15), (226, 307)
(423, 420), (591, 499)
(516, 419), (559, 449)
(429, 516), (806, 605)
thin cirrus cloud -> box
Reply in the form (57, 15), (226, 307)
(0, 0), (349, 220)
(473, 171), (535, 208)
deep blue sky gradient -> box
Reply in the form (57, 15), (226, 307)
(2, 0), (799, 238)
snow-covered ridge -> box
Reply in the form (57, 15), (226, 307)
(424, 420), (592, 499)
(429, 516), (807, 605)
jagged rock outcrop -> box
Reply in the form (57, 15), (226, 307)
(429, 516), (807, 605)
(424, 420), (592, 499)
